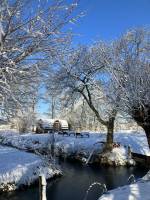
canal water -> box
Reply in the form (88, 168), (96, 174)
(0, 160), (148, 200)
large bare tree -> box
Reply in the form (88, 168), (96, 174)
(0, 0), (78, 117)
(47, 44), (118, 150)
(110, 28), (150, 147)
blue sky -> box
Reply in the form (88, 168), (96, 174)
(37, 0), (150, 114)
(71, 0), (150, 44)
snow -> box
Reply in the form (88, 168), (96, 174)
(0, 130), (51, 151)
(97, 130), (150, 200)
(0, 130), (104, 154)
(0, 129), (149, 170)
(54, 133), (104, 156)
(114, 131), (150, 156)
(0, 129), (149, 195)
(0, 130), (149, 156)
(101, 146), (132, 166)
(0, 145), (60, 191)
(142, 171), (150, 181)
(98, 180), (150, 200)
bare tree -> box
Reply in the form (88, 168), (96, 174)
(0, 0), (78, 117)
(48, 45), (118, 150)
(110, 28), (150, 147)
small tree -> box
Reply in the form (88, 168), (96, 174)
(11, 109), (35, 133)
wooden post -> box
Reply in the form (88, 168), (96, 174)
(39, 175), (47, 200)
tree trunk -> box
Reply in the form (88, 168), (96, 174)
(104, 117), (115, 151)
(132, 106), (150, 149)
(51, 96), (55, 119)
(141, 124), (150, 149)
(80, 90), (116, 151)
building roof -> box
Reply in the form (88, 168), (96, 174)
(37, 118), (68, 128)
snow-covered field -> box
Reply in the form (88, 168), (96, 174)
(114, 131), (150, 156)
(0, 130), (105, 154)
(0, 131), (51, 151)
(0, 129), (149, 168)
(0, 130), (149, 156)
(0, 145), (60, 192)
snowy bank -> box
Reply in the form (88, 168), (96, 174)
(98, 179), (150, 200)
(0, 130), (128, 166)
(0, 130), (51, 151)
(98, 167), (150, 200)
(98, 181), (150, 200)
(0, 130), (149, 166)
(100, 146), (135, 166)
(0, 130), (149, 156)
(0, 145), (60, 192)
(0, 130), (105, 155)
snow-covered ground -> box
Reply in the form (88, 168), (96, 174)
(0, 130), (51, 151)
(0, 130), (105, 154)
(98, 180), (150, 200)
(0, 145), (60, 192)
(114, 131), (150, 156)
(98, 172), (150, 200)
(0, 129), (149, 197)
(0, 129), (149, 167)
(0, 130), (150, 197)
(98, 141), (150, 200)
(0, 130), (149, 156)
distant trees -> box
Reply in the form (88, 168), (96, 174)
(110, 28), (150, 147)
(0, 0), (78, 118)
(60, 98), (107, 132)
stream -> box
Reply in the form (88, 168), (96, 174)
(0, 160), (148, 200)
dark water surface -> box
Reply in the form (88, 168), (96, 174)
(0, 160), (148, 200)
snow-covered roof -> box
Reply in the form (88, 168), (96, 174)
(37, 118), (68, 128)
